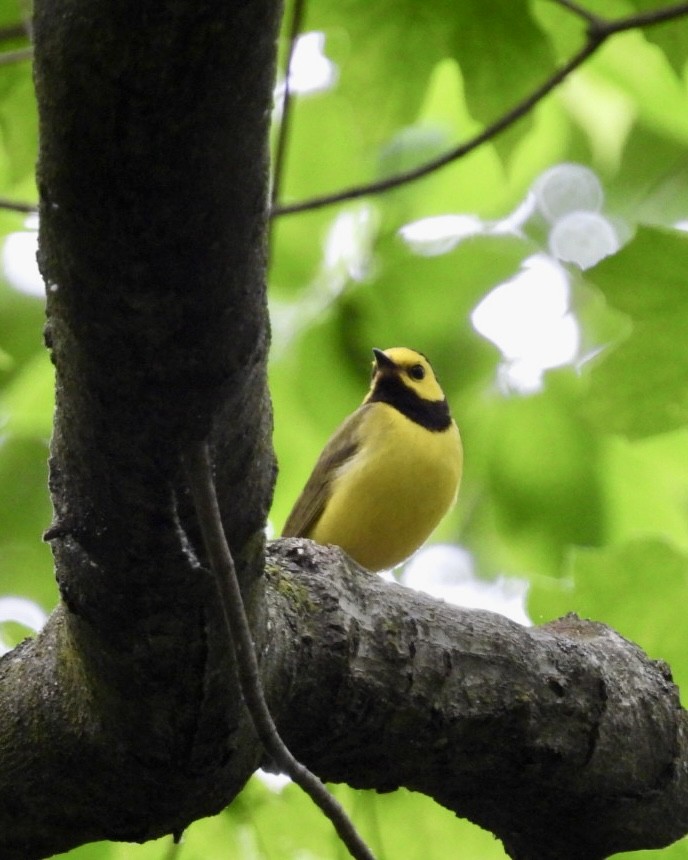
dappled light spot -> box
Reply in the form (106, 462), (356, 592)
(401, 544), (531, 626)
(0, 596), (46, 655)
(2, 225), (42, 299)
(471, 254), (578, 393)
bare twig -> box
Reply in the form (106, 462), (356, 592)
(0, 24), (27, 43)
(183, 441), (376, 860)
(0, 196), (37, 214)
(0, 46), (32, 67)
(596, 0), (688, 34)
(271, 0), (688, 218)
(271, 39), (601, 216)
(566, 0), (688, 36)
(551, 0), (602, 26)
(271, 0), (307, 209)
(19, 0), (33, 42)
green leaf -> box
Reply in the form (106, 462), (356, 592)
(0, 348), (54, 438)
(0, 345), (12, 371)
(354, 232), (534, 360)
(595, 30), (688, 146)
(447, 0), (555, 134)
(600, 429), (688, 551)
(606, 124), (688, 228)
(582, 226), (688, 438)
(276, 89), (365, 204)
(225, 779), (510, 860)
(0, 62), (38, 189)
(0, 436), (56, 609)
(627, 0), (688, 75)
(614, 835), (688, 859)
(270, 311), (372, 533)
(529, 538), (688, 695)
(308, 0), (446, 147)
(375, 59), (513, 223)
(478, 373), (605, 577)
(0, 273), (45, 389)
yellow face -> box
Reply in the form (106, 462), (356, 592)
(368, 347), (446, 403)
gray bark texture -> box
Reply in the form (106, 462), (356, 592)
(0, 2), (686, 860)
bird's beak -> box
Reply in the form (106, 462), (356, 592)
(372, 348), (396, 371)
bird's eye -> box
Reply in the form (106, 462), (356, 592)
(409, 364), (425, 380)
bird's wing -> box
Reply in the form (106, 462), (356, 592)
(282, 406), (368, 538)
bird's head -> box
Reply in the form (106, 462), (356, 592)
(366, 347), (446, 404)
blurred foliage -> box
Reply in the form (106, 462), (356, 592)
(1, 0), (688, 857)
(55, 780), (510, 860)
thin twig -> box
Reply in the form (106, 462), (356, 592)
(271, 0), (307, 210)
(183, 442), (376, 860)
(598, 0), (688, 34)
(271, 38), (602, 216)
(0, 196), (37, 214)
(0, 24), (28, 43)
(551, 0), (602, 26)
(270, 0), (688, 218)
(19, 0), (33, 42)
(0, 46), (32, 67)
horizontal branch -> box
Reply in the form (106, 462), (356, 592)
(2, 535), (686, 859)
(597, 0), (688, 33)
(265, 539), (688, 860)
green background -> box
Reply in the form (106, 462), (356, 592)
(1, 0), (688, 856)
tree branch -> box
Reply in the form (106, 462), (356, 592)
(551, 0), (601, 27)
(271, 0), (688, 217)
(266, 540), (688, 860)
(594, 0), (688, 34)
(3, 534), (686, 859)
(9, 0), (688, 219)
(2, 1), (687, 858)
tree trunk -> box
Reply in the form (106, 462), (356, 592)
(0, 1), (279, 856)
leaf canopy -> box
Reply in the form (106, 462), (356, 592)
(2, 1), (688, 856)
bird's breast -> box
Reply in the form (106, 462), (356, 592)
(309, 403), (463, 571)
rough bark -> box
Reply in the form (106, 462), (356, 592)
(0, 1), (279, 857)
(0, 1), (686, 859)
(265, 541), (688, 860)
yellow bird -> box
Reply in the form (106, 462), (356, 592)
(282, 347), (463, 571)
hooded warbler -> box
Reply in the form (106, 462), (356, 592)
(282, 347), (462, 571)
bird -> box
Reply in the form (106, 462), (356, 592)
(282, 347), (463, 571)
